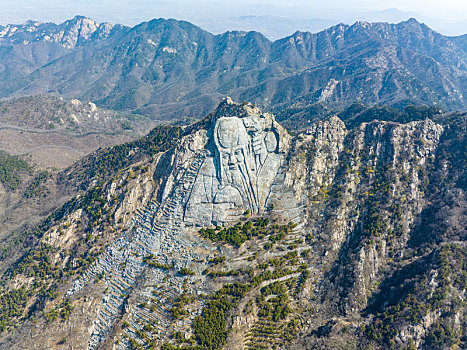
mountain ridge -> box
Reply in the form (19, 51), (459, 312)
(0, 15), (126, 48)
(1, 16), (467, 125)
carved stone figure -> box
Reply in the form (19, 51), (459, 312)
(184, 112), (281, 226)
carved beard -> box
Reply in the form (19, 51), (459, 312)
(221, 150), (258, 214)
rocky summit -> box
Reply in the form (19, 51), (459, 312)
(0, 97), (464, 350)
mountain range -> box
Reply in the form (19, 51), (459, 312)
(1, 16), (467, 124)
(0, 15), (466, 350)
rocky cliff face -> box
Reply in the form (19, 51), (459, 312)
(0, 99), (465, 350)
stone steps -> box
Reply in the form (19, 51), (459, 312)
(82, 153), (210, 349)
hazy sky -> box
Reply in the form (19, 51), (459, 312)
(1, 0), (466, 36)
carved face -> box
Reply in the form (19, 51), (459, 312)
(221, 147), (244, 170)
(215, 117), (250, 179)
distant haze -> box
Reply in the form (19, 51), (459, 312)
(1, 0), (466, 38)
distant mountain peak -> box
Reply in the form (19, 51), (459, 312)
(70, 15), (91, 21)
(354, 20), (371, 27)
(64, 15), (100, 28)
(406, 17), (421, 24)
(0, 15), (124, 48)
